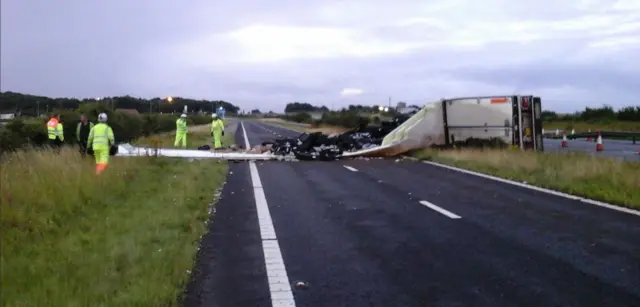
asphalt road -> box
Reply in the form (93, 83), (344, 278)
(183, 120), (640, 307)
(544, 138), (639, 162)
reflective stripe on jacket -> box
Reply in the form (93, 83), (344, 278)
(176, 119), (187, 133)
(88, 123), (115, 150)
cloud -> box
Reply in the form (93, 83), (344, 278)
(340, 88), (364, 96)
(1, 0), (639, 112)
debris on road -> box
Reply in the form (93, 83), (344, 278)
(294, 281), (309, 290)
(259, 117), (408, 161)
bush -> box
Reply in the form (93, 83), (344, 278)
(0, 103), (211, 154)
(282, 112), (313, 124)
(317, 111), (370, 128)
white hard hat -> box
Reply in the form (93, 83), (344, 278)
(211, 113), (218, 118)
(180, 113), (187, 118)
(98, 113), (108, 122)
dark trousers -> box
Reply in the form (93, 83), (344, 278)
(48, 139), (62, 152)
(78, 141), (88, 157)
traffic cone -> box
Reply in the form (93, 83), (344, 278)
(586, 129), (592, 142)
(561, 135), (568, 147)
(595, 132), (604, 152)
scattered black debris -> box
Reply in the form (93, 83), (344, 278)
(265, 116), (408, 161)
(198, 145), (211, 151)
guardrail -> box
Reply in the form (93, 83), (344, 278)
(543, 130), (639, 144)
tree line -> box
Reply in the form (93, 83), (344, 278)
(0, 91), (240, 116)
(541, 105), (640, 122)
(284, 102), (406, 114)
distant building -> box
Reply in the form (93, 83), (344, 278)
(0, 113), (15, 120)
(396, 102), (407, 111)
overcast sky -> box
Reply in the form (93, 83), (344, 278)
(1, 0), (638, 113)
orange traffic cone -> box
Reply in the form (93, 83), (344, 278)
(586, 129), (592, 142)
(595, 132), (604, 152)
(561, 135), (568, 147)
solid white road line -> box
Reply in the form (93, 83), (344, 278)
(419, 200), (462, 219)
(343, 165), (358, 172)
(422, 160), (640, 217)
(241, 122), (297, 307)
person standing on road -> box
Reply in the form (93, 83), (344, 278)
(87, 113), (115, 175)
(76, 114), (94, 156)
(174, 113), (188, 148)
(46, 113), (65, 149)
(210, 113), (225, 149)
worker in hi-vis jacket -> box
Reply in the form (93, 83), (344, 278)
(174, 113), (188, 148)
(210, 113), (224, 149)
(87, 113), (115, 175)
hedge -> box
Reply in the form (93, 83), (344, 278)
(0, 103), (212, 154)
(280, 111), (371, 128)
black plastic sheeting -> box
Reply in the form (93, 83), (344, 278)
(264, 115), (409, 161)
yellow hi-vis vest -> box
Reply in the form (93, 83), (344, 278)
(88, 123), (115, 150)
(211, 119), (224, 132)
(176, 119), (187, 134)
(47, 118), (64, 141)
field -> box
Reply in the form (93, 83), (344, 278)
(0, 125), (236, 307)
(413, 149), (640, 208)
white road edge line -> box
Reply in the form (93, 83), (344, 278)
(421, 160), (640, 217)
(343, 165), (358, 172)
(419, 200), (462, 219)
(241, 121), (297, 306)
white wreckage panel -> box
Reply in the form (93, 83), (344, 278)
(116, 143), (278, 160)
(343, 103), (444, 157)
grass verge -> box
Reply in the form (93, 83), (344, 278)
(135, 122), (236, 149)
(412, 149), (640, 209)
(0, 124), (237, 306)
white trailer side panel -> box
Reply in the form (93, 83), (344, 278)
(445, 96), (514, 144)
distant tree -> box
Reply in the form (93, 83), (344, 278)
(0, 91), (240, 115)
(284, 102), (329, 113)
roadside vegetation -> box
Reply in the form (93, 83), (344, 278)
(0, 126), (237, 306)
(413, 149), (640, 209)
(541, 106), (640, 132)
(0, 103), (214, 155)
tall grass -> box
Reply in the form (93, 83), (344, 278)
(1, 127), (236, 306)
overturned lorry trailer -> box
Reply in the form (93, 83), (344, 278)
(344, 95), (544, 157)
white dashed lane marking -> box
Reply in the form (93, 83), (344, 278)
(343, 165), (358, 172)
(419, 200), (462, 219)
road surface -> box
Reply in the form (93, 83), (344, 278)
(182, 120), (640, 307)
(544, 138), (639, 162)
